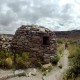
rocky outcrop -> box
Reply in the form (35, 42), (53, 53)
(11, 25), (57, 64)
(0, 34), (13, 50)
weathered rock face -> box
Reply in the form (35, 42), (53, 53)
(11, 25), (57, 64)
(0, 35), (13, 50)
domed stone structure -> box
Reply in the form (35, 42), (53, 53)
(0, 35), (12, 50)
(11, 25), (57, 64)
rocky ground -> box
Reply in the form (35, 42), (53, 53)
(0, 49), (69, 80)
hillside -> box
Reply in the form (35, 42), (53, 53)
(0, 30), (80, 39)
(55, 30), (80, 39)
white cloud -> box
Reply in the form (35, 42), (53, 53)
(0, 0), (80, 34)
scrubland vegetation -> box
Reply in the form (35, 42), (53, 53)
(57, 37), (80, 80)
(0, 50), (30, 69)
(0, 35), (80, 80)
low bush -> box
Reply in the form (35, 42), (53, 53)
(5, 57), (13, 69)
(57, 39), (63, 44)
(34, 59), (42, 68)
(0, 57), (13, 69)
(41, 65), (53, 76)
(58, 65), (62, 69)
(0, 51), (6, 59)
(22, 52), (29, 61)
(64, 48), (80, 80)
(51, 54), (60, 64)
(16, 72), (26, 77)
(47, 66), (53, 72)
(15, 52), (30, 69)
(0, 59), (5, 68)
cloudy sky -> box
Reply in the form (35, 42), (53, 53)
(0, 0), (80, 34)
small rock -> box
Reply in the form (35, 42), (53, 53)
(14, 70), (25, 75)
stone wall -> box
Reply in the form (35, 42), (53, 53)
(0, 34), (13, 50)
(11, 25), (57, 64)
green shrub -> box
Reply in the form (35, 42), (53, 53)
(71, 49), (80, 76)
(15, 53), (30, 69)
(16, 72), (26, 77)
(0, 51), (5, 59)
(5, 57), (13, 69)
(22, 52), (29, 61)
(41, 67), (47, 72)
(57, 39), (63, 44)
(47, 66), (53, 72)
(64, 48), (80, 80)
(0, 50), (14, 69)
(34, 59), (42, 68)
(51, 54), (60, 64)
(0, 59), (5, 68)
(0, 57), (13, 69)
(0, 50), (13, 58)
(41, 66), (53, 72)
(16, 57), (28, 69)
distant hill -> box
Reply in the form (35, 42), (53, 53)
(0, 30), (80, 39)
(55, 30), (80, 39)
(0, 34), (13, 37)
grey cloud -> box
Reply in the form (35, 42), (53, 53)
(8, 0), (27, 13)
(8, 0), (60, 23)
(0, 15), (11, 26)
(17, 0), (57, 23)
(0, 0), (80, 34)
(0, 9), (17, 26)
(0, 0), (60, 27)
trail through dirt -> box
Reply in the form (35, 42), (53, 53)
(45, 49), (69, 80)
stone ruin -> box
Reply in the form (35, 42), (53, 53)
(11, 25), (57, 64)
(0, 34), (13, 50)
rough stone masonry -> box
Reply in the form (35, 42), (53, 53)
(0, 34), (13, 50)
(11, 25), (57, 64)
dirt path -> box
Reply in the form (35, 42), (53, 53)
(7, 49), (69, 80)
(45, 49), (69, 80)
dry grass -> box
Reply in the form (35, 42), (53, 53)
(57, 43), (64, 55)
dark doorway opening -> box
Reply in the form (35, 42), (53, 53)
(43, 36), (49, 45)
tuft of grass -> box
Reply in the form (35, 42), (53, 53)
(51, 54), (60, 65)
(16, 72), (26, 77)
(57, 43), (64, 55)
(58, 65), (62, 69)
(41, 65), (53, 76)
(68, 42), (80, 58)
(63, 48), (80, 80)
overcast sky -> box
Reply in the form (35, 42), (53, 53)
(0, 0), (80, 34)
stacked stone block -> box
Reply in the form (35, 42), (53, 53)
(11, 25), (57, 64)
